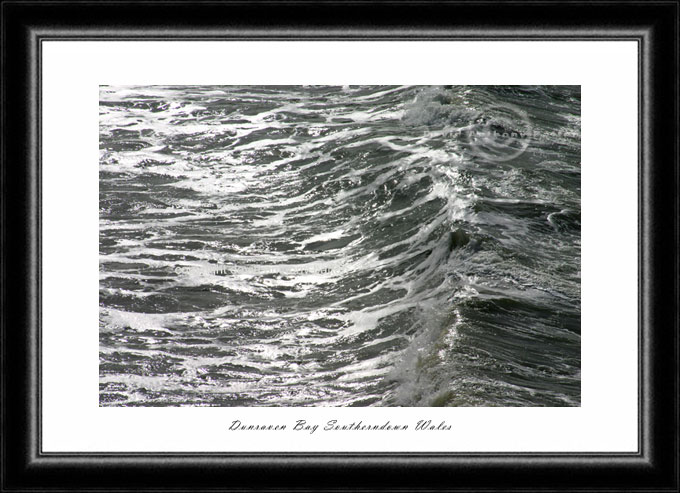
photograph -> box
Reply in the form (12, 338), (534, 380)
(99, 85), (581, 408)
(4, 0), (678, 488)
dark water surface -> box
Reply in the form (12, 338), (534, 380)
(99, 85), (581, 407)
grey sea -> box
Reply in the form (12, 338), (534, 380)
(99, 85), (581, 407)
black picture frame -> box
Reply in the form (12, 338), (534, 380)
(2, 1), (678, 491)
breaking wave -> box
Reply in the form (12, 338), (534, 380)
(99, 85), (581, 407)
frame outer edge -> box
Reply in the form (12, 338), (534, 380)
(1, 1), (678, 491)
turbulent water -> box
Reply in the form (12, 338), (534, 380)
(99, 85), (581, 407)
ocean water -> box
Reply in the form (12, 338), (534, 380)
(99, 85), (581, 407)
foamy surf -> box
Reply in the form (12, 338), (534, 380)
(100, 85), (581, 407)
